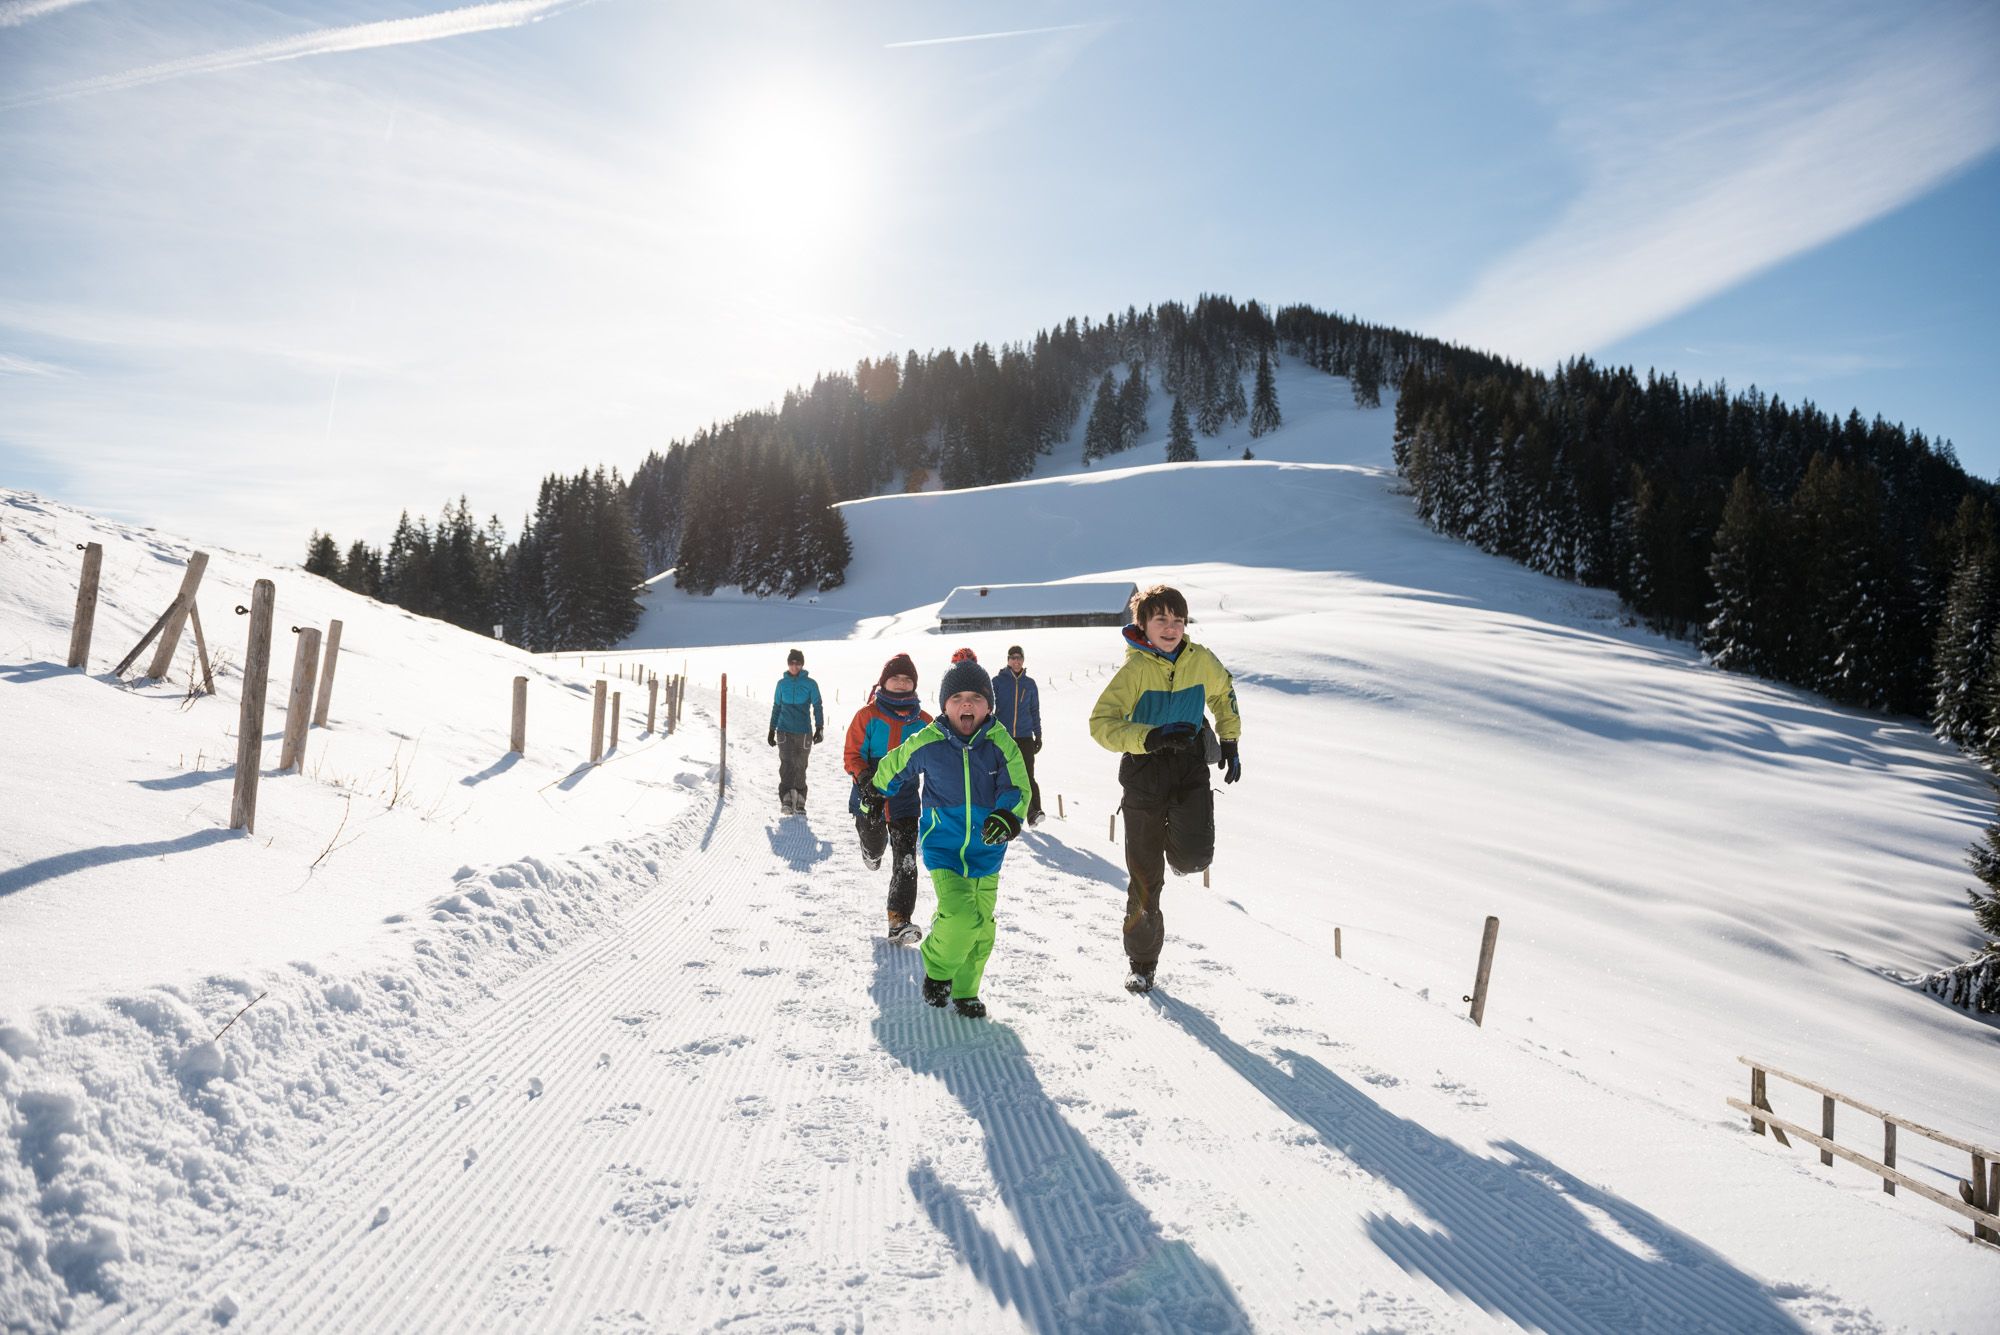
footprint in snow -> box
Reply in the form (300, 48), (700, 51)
(527, 1077), (544, 1099)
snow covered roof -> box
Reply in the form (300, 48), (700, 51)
(937, 580), (1136, 622)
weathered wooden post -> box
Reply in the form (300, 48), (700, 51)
(187, 602), (215, 694)
(230, 581), (275, 832)
(311, 619), (344, 727)
(68, 542), (103, 669)
(145, 550), (209, 680)
(719, 672), (728, 791)
(1821, 1096), (1836, 1167)
(280, 627), (321, 773)
(1335, 927), (1343, 959)
(611, 691), (621, 752)
(1749, 1066), (1769, 1136)
(510, 676), (528, 755)
(1883, 1121), (1897, 1195)
(1056, 793), (1065, 819)
(591, 681), (607, 763)
(1203, 866), (1211, 888)
(648, 677), (659, 734)
(1467, 915), (1500, 1027)
(1109, 810), (1117, 842)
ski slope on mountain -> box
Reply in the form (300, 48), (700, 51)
(3, 358), (1998, 1330)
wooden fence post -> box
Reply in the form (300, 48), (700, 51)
(1203, 866), (1211, 888)
(591, 681), (607, 763)
(279, 627), (321, 773)
(510, 676), (527, 755)
(648, 677), (659, 734)
(68, 542), (103, 669)
(611, 691), (621, 752)
(719, 672), (728, 791)
(1056, 793), (1065, 819)
(311, 619), (343, 727)
(1750, 1066), (1768, 1136)
(145, 550), (209, 680)
(1883, 1122), (1897, 1195)
(1109, 809), (1117, 842)
(230, 582), (275, 831)
(187, 602), (215, 694)
(1971, 1153), (1989, 1243)
(1821, 1096), (1836, 1167)
(1467, 915), (1500, 1027)
(1335, 927), (1343, 959)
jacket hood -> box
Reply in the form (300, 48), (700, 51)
(1122, 623), (1185, 662)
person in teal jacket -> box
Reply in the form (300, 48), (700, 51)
(862, 658), (1030, 1018)
(768, 648), (825, 814)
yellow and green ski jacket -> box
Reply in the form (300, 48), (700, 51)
(1089, 625), (1242, 755)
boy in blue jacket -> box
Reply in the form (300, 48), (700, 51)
(862, 658), (1031, 1018)
(767, 648), (825, 814)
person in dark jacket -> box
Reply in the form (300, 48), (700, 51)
(767, 648), (825, 814)
(992, 644), (1044, 825)
(861, 658), (1030, 1019)
(843, 653), (931, 942)
(1089, 585), (1242, 995)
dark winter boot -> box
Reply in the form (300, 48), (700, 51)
(1124, 969), (1155, 995)
(921, 975), (951, 1008)
(952, 997), (987, 1019)
(886, 911), (922, 945)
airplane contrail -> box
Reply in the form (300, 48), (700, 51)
(885, 22), (1094, 50)
(4, 0), (597, 109)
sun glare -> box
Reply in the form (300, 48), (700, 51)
(699, 83), (872, 267)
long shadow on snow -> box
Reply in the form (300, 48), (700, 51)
(0, 828), (238, 898)
(764, 815), (833, 872)
(869, 944), (1249, 1334)
(1151, 991), (1804, 1334)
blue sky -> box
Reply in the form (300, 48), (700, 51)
(2, 0), (1996, 558)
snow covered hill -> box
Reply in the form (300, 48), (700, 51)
(3, 358), (1998, 1331)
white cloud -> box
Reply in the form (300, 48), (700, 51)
(1428, 4), (2000, 366)
(3, 0), (599, 108)
(0, 0), (92, 27)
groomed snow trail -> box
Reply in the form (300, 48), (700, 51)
(119, 709), (1821, 1333)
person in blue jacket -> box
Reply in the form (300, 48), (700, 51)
(767, 648), (825, 814)
(992, 644), (1044, 825)
(860, 658), (1030, 1019)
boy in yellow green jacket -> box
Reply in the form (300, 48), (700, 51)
(1089, 584), (1242, 994)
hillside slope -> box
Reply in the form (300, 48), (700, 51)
(3, 359), (1997, 1329)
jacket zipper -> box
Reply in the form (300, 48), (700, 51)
(959, 742), (974, 876)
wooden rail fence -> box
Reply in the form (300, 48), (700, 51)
(1730, 1056), (2000, 1249)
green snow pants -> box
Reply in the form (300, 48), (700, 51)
(919, 868), (998, 1000)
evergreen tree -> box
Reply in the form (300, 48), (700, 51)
(1116, 364), (1150, 451)
(304, 531), (342, 580)
(339, 540), (382, 597)
(1934, 543), (1997, 747)
(1223, 364), (1249, 426)
(1083, 371), (1119, 464)
(1165, 397), (1197, 462)
(1703, 472), (1779, 676)
(1250, 348), (1282, 437)
(1963, 815), (2000, 943)
(1194, 356), (1225, 437)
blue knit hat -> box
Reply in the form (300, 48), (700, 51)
(938, 659), (994, 712)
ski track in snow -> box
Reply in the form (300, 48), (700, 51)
(99, 710), (1830, 1334)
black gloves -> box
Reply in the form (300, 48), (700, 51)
(812, 728), (823, 744)
(1025, 736), (1042, 755)
(981, 809), (1022, 845)
(1218, 739), (1241, 784)
(767, 727), (777, 747)
(857, 785), (884, 820)
(1143, 723), (1198, 754)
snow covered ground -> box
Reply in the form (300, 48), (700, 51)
(3, 360), (1997, 1330)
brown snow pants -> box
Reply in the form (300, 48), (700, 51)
(1118, 750), (1215, 973)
